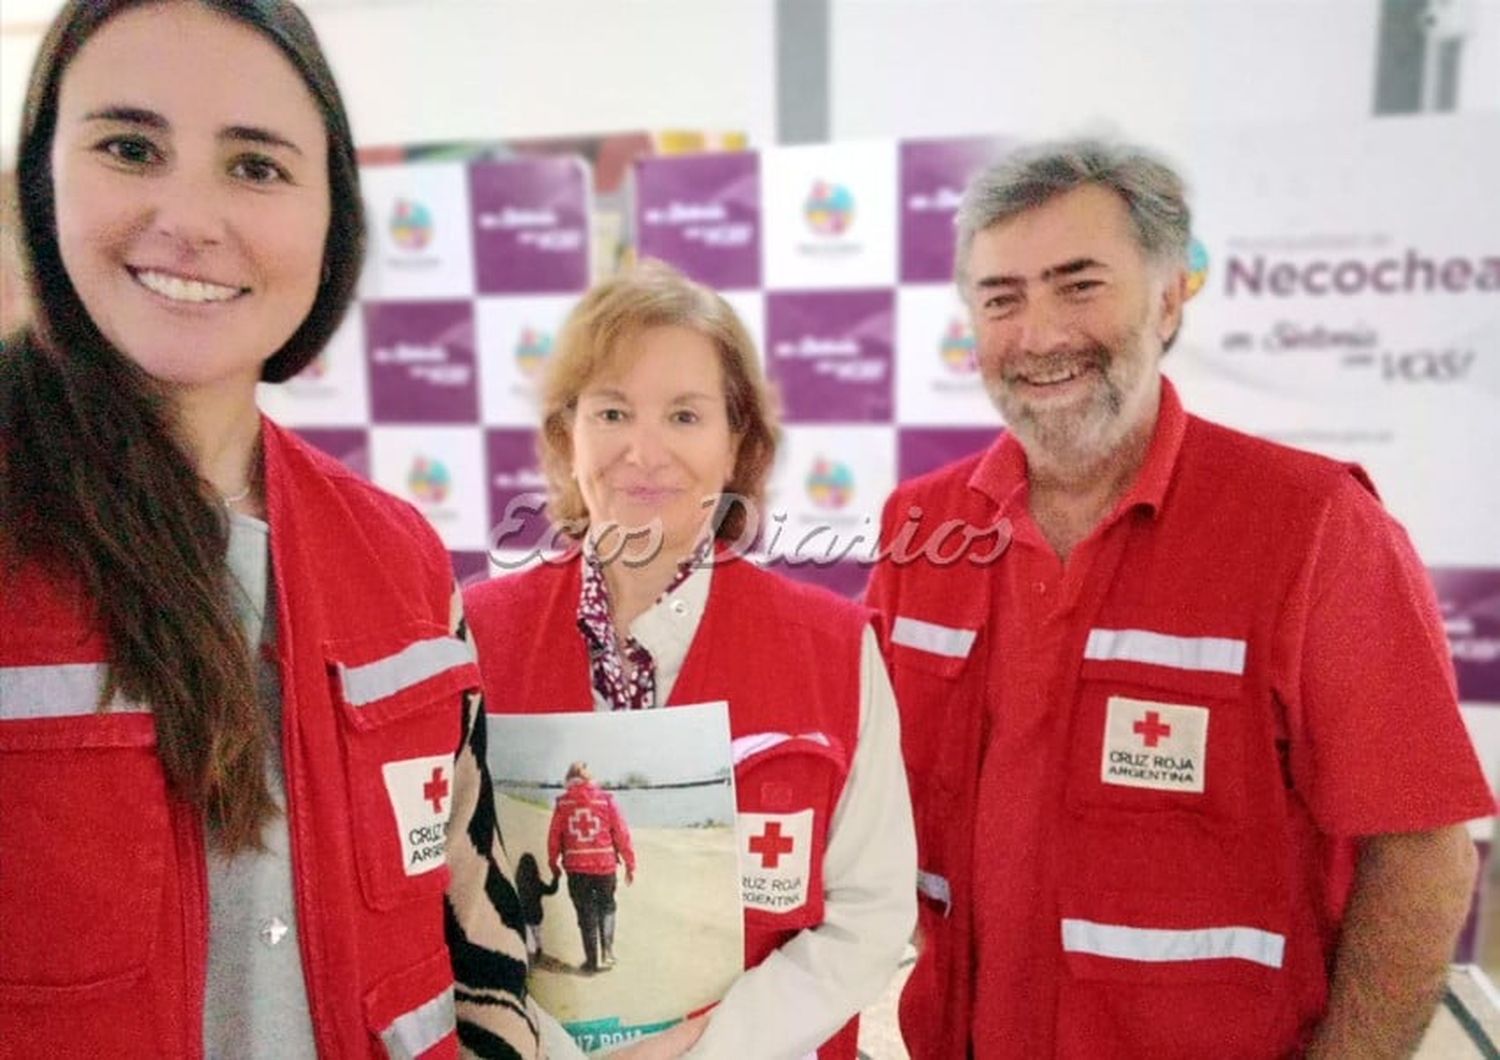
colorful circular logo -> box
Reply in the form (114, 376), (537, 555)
(514, 326), (554, 378)
(1186, 238), (1209, 299)
(391, 198), (434, 252)
(805, 456), (855, 510)
(939, 318), (977, 374)
(804, 181), (855, 236)
(407, 455), (451, 505)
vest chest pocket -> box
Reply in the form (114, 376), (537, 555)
(326, 625), (474, 912)
(886, 614), (984, 923)
(0, 665), (168, 1001)
(732, 734), (849, 950)
(1064, 635), (1257, 825)
(886, 614), (982, 805)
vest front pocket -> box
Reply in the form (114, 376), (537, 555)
(0, 672), (168, 1002)
(1053, 888), (1296, 1059)
(326, 624), (474, 912)
(363, 946), (458, 1059)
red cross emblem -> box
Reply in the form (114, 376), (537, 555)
(1133, 711), (1172, 748)
(569, 808), (602, 843)
(423, 766), (449, 814)
(748, 821), (795, 869)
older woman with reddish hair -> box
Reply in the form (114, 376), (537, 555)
(465, 260), (915, 1058)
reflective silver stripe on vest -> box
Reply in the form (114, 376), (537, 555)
(730, 729), (833, 766)
(891, 616), (976, 659)
(0, 663), (146, 720)
(380, 984), (455, 1060)
(339, 637), (474, 707)
(1060, 918), (1285, 969)
(1083, 629), (1247, 676)
(916, 869), (951, 916)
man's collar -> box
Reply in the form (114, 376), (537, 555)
(967, 428), (1028, 515)
(1116, 376), (1186, 519)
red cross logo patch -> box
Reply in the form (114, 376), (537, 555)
(1133, 711), (1172, 748)
(381, 754), (454, 877)
(1101, 696), (1209, 794)
(568, 807), (602, 844)
(423, 766), (449, 814)
(749, 820), (796, 868)
(737, 810), (813, 913)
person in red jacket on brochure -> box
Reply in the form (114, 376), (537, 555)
(0, 2), (540, 1056)
(465, 260), (916, 1060)
(547, 761), (637, 973)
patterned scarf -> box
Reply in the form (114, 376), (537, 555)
(576, 541), (711, 711)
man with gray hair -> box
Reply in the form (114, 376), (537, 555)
(866, 139), (1491, 1059)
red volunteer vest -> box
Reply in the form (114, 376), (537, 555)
(465, 552), (866, 1059)
(0, 420), (475, 1059)
(548, 781), (635, 876)
(869, 411), (1434, 1059)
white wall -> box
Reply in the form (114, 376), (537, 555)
(830, 0), (1389, 144)
(0, 0), (777, 165)
(1461, 0), (1500, 108)
(4, 0), (1497, 166)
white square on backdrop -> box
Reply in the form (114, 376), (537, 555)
(761, 141), (898, 291)
(762, 424), (896, 564)
(720, 289), (767, 367)
(894, 283), (996, 427)
(360, 161), (478, 301)
(475, 294), (578, 427)
(257, 311), (371, 428)
(368, 425), (487, 551)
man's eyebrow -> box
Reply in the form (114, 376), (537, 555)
(973, 258), (1108, 289)
(1041, 257), (1107, 281)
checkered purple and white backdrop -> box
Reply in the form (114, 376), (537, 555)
(257, 125), (1500, 916)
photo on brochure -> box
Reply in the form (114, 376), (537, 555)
(486, 701), (743, 1055)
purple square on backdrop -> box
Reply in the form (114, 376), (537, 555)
(635, 153), (761, 289)
(294, 428), (370, 479)
(762, 557), (871, 601)
(450, 550), (491, 590)
(766, 290), (894, 423)
(364, 300), (478, 423)
(470, 157), (590, 295)
(486, 428), (555, 557)
(900, 137), (1012, 284)
(1428, 567), (1500, 703)
(897, 427), (999, 482)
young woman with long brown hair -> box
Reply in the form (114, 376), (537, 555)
(0, 2), (539, 1055)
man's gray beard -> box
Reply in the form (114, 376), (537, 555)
(987, 370), (1127, 476)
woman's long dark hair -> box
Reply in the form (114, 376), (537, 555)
(0, 0), (365, 852)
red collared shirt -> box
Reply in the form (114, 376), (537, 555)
(966, 382), (1189, 1056)
(955, 378), (1491, 1056)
